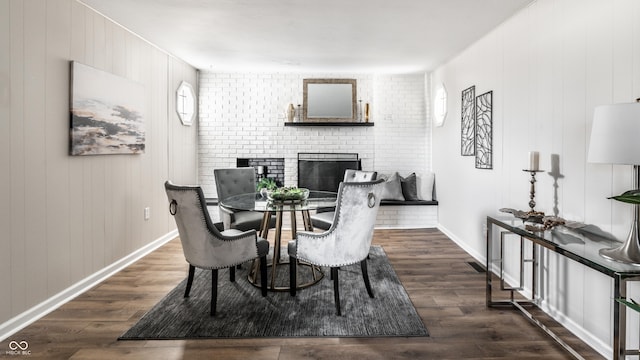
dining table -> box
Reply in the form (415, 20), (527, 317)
(219, 190), (337, 291)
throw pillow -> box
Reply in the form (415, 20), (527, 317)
(380, 172), (405, 201)
(400, 173), (420, 200)
(417, 172), (435, 201)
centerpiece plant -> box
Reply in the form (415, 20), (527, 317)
(256, 177), (277, 191)
(267, 187), (309, 202)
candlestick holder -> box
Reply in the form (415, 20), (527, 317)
(523, 169), (545, 220)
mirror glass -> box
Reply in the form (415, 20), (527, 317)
(303, 79), (357, 122)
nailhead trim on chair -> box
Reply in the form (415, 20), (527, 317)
(292, 180), (383, 268)
(165, 181), (263, 269)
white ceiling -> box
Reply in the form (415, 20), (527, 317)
(80, 0), (533, 73)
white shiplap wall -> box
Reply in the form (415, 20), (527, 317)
(0, 0), (197, 335)
(198, 72), (436, 227)
(432, 0), (640, 357)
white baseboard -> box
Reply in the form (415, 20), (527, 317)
(437, 224), (486, 264)
(0, 230), (178, 343)
(538, 300), (611, 359)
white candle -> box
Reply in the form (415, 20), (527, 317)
(529, 151), (539, 171)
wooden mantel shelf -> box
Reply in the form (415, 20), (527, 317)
(284, 122), (374, 127)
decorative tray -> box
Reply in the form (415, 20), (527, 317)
(499, 208), (566, 232)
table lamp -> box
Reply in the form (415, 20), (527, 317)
(588, 100), (640, 264)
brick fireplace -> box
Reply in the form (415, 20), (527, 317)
(236, 157), (285, 187)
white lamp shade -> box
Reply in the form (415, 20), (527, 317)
(588, 102), (640, 165)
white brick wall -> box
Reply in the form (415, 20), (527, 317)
(198, 71), (436, 228)
(377, 206), (438, 229)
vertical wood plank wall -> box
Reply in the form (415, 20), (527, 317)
(0, 0), (198, 327)
(432, 0), (640, 355)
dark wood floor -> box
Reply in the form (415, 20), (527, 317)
(7, 229), (604, 359)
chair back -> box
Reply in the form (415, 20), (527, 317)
(298, 179), (384, 266)
(343, 169), (377, 182)
(165, 181), (248, 269)
(214, 168), (256, 200)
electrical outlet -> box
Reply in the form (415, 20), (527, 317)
(144, 207), (150, 220)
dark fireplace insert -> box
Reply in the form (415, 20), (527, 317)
(297, 153), (361, 192)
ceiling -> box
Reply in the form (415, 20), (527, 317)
(80, 0), (533, 73)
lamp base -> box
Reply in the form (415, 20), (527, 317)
(599, 219), (640, 266)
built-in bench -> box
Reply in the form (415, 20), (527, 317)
(375, 172), (438, 228)
(377, 198), (438, 228)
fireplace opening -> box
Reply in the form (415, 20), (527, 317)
(236, 158), (285, 187)
(297, 153), (361, 192)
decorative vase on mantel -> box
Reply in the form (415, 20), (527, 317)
(295, 104), (302, 122)
(365, 103), (370, 122)
(286, 103), (294, 122)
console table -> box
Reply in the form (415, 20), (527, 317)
(486, 216), (640, 360)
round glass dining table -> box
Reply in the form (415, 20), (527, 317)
(220, 190), (337, 291)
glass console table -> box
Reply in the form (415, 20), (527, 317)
(487, 216), (640, 360)
(220, 191), (337, 291)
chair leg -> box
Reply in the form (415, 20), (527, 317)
(361, 259), (374, 298)
(229, 266), (236, 282)
(184, 265), (195, 298)
(211, 269), (218, 316)
(332, 267), (341, 316)
(260, 255), (268, 296)
(330, 266), (340, 280)
(289, 256), (297, 296)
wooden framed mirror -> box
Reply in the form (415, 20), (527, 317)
(303, 79), (357, 122)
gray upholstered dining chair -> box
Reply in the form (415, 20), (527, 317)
(310, 169), (377, 230)
(288, 179), (384, 315)
(164, 181), (268, 316)
(214, 168), (275, 231)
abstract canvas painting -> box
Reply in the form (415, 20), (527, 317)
(461, 86), (475, 156)
(475, 91), (493, 169)
(70, 61), (145, 155)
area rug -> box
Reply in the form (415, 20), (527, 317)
(118, 246), (428, 339)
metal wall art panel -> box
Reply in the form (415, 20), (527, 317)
(461, 86), (475, 156)
(475, 91), (493, 169)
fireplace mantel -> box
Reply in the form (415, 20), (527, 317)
(284, 122), (374, 127)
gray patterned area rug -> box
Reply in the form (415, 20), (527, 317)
(118, 246), (428, 339)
